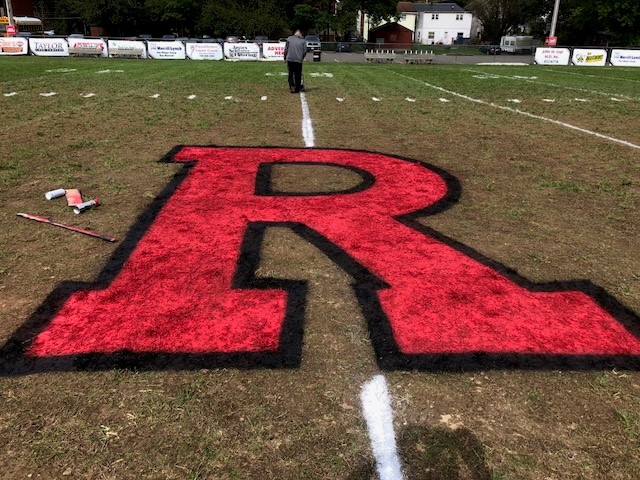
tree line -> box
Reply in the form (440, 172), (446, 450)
(33, 0), (640, 46)
(32, 0), (398, 39)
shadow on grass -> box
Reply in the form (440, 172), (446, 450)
(348, 424), (491, 480)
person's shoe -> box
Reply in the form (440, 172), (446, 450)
(289, 86), (296, 93)
(294, 89), (300, 93)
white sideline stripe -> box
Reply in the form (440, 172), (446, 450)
(543, 68), (640, 85)
(393, 71), (640, 151)
(361, 375), (404, 480)
(300, 91), (315, 148)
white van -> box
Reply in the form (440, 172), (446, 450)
(500, 35), (533, 54)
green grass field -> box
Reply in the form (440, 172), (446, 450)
(1, 56), (639, 479)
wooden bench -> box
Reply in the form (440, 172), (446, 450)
(364, 51), (397, 64)
(403, 55), (434, 64)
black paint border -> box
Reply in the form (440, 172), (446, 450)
(1, 145), (639, 376)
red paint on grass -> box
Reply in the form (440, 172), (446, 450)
(27, 148), (640, 361)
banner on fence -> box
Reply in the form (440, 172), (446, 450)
(610, 49), (640, 67)
(108, 39), (147, 58)
(262, 42), (286, 61)
(29, 38), (69, 57)
(572, 48), (606, 67)
(0, 37), (28, 55)
(147, 41), (186, 60)
(534, 47), (570, 65)
(68, 38), (108, 57)
(186, 42), (223, 60)
(224, 42), (260, 61)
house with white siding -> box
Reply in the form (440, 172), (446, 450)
(357, 2), (473, 45)
(414, 3), (473, 45)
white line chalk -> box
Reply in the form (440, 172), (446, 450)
(81, 93), (96, 98)
(439, 98), (450, 103)
(261, 96), (268, 101)
(360, 375), (404, 480)
(3, 92), (17, 97)
(300, 91), (315, 147)
(39, 92), (57, 97)
(187, 95), (197, 100)
(405, 97), (416, 102)
(507, 99), (522, 103)
(150, 94), (160, 99)
(372, 97), (381, 102)
(542, 98), (556, 103)
(336, 97), (344, 102)
(392, 71), (640, 151)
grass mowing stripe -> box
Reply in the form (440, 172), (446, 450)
(460, 68), (638, 100)
(390, 69), (640, 150)
(542, 68), (640, 85)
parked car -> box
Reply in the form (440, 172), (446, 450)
(254, 35), (268, 45)
(225, 35), (245, 43)
(68, 33), (84, 39)
(162, 34), (176, 40)
(305, 35), (321, 51)
(335, 42), (351, 53)
(479, 45), (501, 55)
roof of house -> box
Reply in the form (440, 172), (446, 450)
(412, 3), (466, 13)
(370, 22), (414, 33)
(397, 2), (417, 12)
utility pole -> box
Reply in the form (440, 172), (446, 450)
(4, 0), (14, 25)
(549, 0), (560, 38)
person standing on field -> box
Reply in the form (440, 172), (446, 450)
(284, 29), (307, 93)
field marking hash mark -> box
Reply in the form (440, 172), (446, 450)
(300, 91), (315, 147)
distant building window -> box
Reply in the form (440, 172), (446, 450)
(428, 32), (435, 39)
(431, 14), (439, 20)
(456, 14), (464, 21)
(401, 14), (407, 21)
(457, 32), (464, 37)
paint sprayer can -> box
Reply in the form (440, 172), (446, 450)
(73, 199), (99, 214)
(45, 189), (66, 200)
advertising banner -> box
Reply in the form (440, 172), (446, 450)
(147, 41), (186, 60)
(29, 38), (69, 57)
(186, 42), (223, 60)
(0, 37), (28, 55)
(534, 47), (570, 65)
(224, 42), (260, 61)
(610, 49), (640, 67)
(108, 39), (147, 58)
(68, 38), (108, 57)
(262, 42), (286, 61)
(572, 48), (606, 66)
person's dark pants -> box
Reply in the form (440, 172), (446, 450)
(287, 61), (303, 92)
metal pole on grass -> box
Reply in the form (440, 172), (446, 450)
(549, 0), (561, 38)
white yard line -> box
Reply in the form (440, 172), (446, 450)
(462, 68), (637, 100)
(360, 375), (404, 480)
(300, 91), (315, 147)
(392, 71), (640, 151)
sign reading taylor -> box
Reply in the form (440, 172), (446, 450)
(29, 38), (69, 57)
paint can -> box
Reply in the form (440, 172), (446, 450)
(45, 189), (66, 200)
(73, 199), (99, 214)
